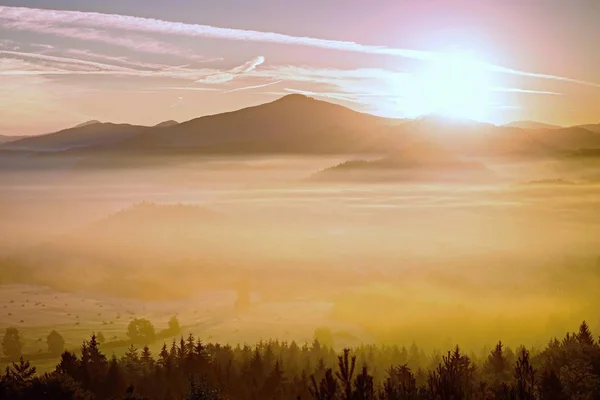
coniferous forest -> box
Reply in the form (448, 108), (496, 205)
(1, 321), (600, 399)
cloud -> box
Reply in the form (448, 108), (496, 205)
(219, 80), (283, 94)
(3, 6), (600, 87)
(0, 50), (222, 81)
(195, 56), (265, 84)
(63, 49), (173, 70)
(0, 6), (432, 60)
(169, 96), (184, 108)
(157, 87), (220, 91)
(2, 21), (206, 60)
(491, 87), (563, 95)
(0, 50), (137, 72)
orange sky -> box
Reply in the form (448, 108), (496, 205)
(0, 0), (599, 135)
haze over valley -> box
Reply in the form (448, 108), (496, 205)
(2, 2), (600, 398)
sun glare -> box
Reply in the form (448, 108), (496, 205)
(405, 53), (491, 121)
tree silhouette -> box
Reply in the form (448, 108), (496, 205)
(127, 318), (156, 344)
(380, 365), (418, 400)
(168, 316), (181, 335)
(353, 365), (376, 400)
(8, 357), (36, 383)
(336, 348), (356, 400)
(309, 368), (338, 400)
(47, 330), (65, 356)
(576, 320), (595, 346)
(514, 348), (536, 400)
(427, 346), (475, 399)
(1, 327), (23, 360)
(3, 321), (600, 400)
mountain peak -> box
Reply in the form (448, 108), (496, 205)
(154, 120), (179, 128)
(272, 93), (315, 104)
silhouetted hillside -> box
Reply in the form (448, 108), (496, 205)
(1, 123), (148, 152)
(0, 135), (29, 144)
(109, 94), (396, 155)
(73, 120), (102, 128)
(577, 123), (600, 133)
(312, 140), (495, 183)
(503, 120), (562, 129)
(154, 120), (179, 128)
(2, 96), (599, 161)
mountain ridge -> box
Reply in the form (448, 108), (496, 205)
(2, 95), (600, 160)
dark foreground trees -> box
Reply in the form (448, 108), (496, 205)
(1, 321), (600, 400)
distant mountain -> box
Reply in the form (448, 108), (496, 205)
(312, 140), (495, 183)
(576, 124), (600, 133)
(0, 134), (29, 144)
(2, 95), (600, 161)
(1, 122), (148, 152)
(74, 120), (102, 128)
(154, 120), (179, 128)
(504, 121), (562, 130)
(108, 94), (395, 154)
(525, 127), (600, 151)
(399, 115), (554, 158)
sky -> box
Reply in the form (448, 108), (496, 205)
(1, 0), (599, 135)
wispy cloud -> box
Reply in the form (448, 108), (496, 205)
(0, 50), (137, 72)
(491, 87), (563, 95)
(169, 96), (184, 108)
(157, 87), (220, 91)
(195, 56), (265, 84)
(2, 20), (205, 61)
(0, 6), (431, 60)
(219, 80), (283, 94)
(0, 50), (221, 81)
(2, 6), (599, 87)
(63, 49), (173, 70)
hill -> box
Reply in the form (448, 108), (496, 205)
(577, 124), (600, 133)
(109, 94), (396, 155)
(312, 140), (495, 183)
(1, 123), (148, 152)
(503, 121), (562, 130)
(0, 134), (29, 144)
(154, 120), (179, 128)
(74, 120), (102, 128)
(2, 96), (599, 161)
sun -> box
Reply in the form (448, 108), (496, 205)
(404, 53), (491, 121)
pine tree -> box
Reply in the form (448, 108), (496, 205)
(9, 357), (36, 383)
(336, 348), (356, 400)
(309, 368), (338, 400)
(353, 365), (376, 400)
(577, 321), (595, 346)
(483, 341), (511, 388)
(55, 351), (80, 380)
(140, 345), (155, 373)
(514, 348), (536, 400)
(262, 359), (286, 399)
(538, 368), (564, 400)
(104, 355), (127, 398)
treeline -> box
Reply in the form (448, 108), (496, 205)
(0, 317), (182, 363)
(1, 321), (600, 399)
